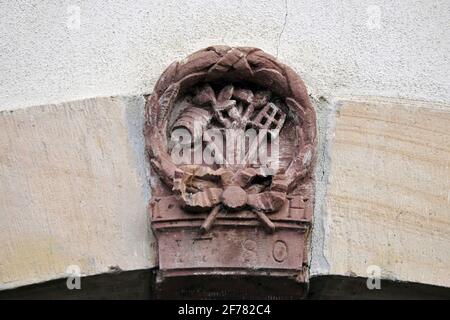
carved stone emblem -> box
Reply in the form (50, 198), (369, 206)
(145, 46), (317, 298)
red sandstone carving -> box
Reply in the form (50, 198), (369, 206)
(145, 46), (317, 297)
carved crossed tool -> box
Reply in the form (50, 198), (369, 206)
(199, 184), (277, 235)
(193, 83), (274, 131)
(200, 204), (276, 235)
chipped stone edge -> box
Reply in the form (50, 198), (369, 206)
(309, 95), (339, 276)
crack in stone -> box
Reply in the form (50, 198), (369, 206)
(276, 0), (288, 58)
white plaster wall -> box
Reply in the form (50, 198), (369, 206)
(0, 0), (449, 111)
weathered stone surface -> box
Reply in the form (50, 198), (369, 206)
(0, 97), (155, 290)
(1, 1), (449, 111)
(323, 98), (450, 287)
(147, 47), (316, 295)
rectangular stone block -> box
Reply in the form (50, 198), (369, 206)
(0, 97), (155, 290)
(324, 98), (450, 288)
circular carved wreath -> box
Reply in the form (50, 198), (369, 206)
(145, 46), (316, 232)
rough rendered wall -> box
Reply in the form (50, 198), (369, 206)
(0, 0), (449, 290)
(1, 0), (449, 111)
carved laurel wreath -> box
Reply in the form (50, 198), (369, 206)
(145, 46), (316, 228)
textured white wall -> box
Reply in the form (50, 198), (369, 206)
(0, 0), (449, 111)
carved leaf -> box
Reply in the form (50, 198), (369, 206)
(253, 91), (271, 109)
(232, 88), (254, 104)
(193, 84), (216, 105)
(217, 85), (234, 102)
(157, 83), (180, 127)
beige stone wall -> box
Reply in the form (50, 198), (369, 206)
(0, 97), (155, 290)
(320, 98), (450, 287)
(2, 95), (448, 291)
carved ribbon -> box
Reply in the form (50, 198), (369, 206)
(173, 165), (288, 232)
